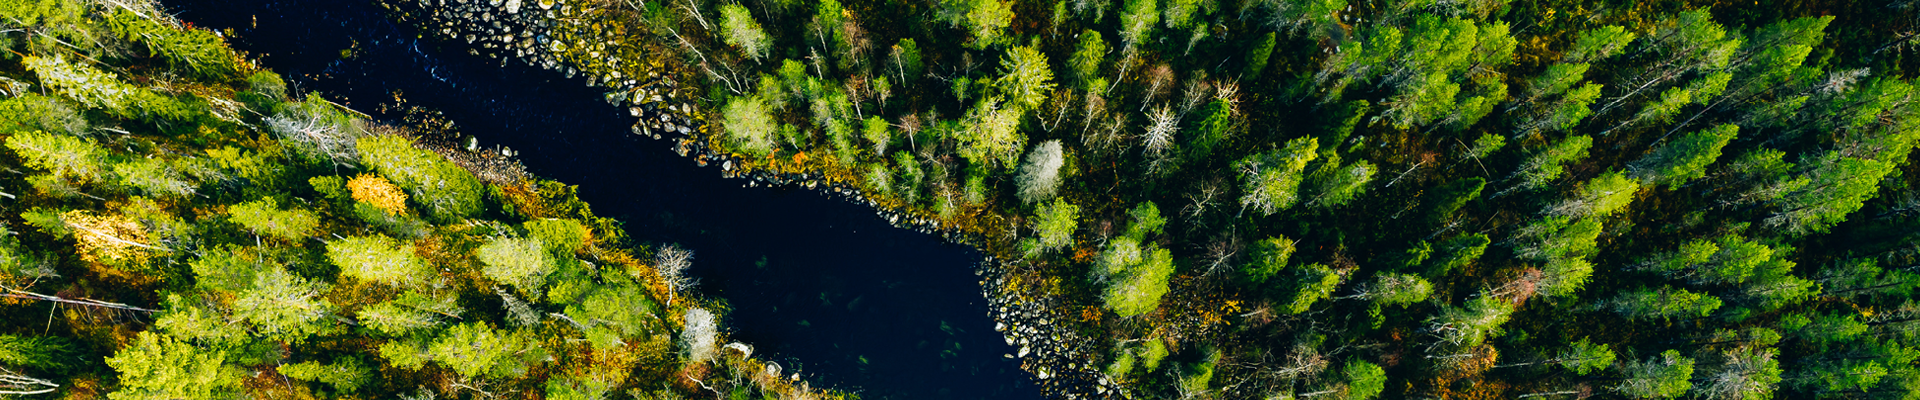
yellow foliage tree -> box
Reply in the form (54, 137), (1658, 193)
(348, 174), (409, 215)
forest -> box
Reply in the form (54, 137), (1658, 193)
(0, 0), (848, 399)
(373, 0), (1920, 398)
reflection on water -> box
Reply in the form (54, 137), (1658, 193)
(161, 0), (1039, 398)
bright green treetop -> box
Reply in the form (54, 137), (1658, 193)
(327, 234), (431, 287)
(356, 135), (484, 221)
(228, 197), (320, 241)
(477, 236), (557, 296)
(105, 332), (242, 400)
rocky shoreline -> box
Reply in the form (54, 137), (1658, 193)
(375, 0), (1118, 397)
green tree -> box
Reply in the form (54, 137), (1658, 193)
(477, 236), (556, 296)
(1615, 350), (1696, 399)
(1564, 25), (1637, 63)
(1281, 263), (1341, 314)
(889, 39), (924, 85)
(1524, 63), (1590, 102)
(1240, 235), (1296, 285)
(356, 135), (484, 221)
(23, 55), (137, 114)
(1423, 178), (1485, 224)
(1069, 30), (1109, 91)
(278, 357), (371, 393)
(227, 197), (320, 241)
(114, 157), (195, 197)
(717, 3), (770, 60)
(1606, 286), (1723, 321)
(997, 45), (1056, 112)
(1512, 216), (1602, 261)
(1644, 234), (1776, 286)
(1558, 338), (1617, 375)
(1104, 246), (1174, 317)
(863, 115), (891, 155)
(1344, 360), (1387, 400)
(105, 332), (242, 400)
(1766, 152), (1897, 235)
(945, 0), (1014, 49)
(1631, 124), (1738, 189)
(563, 283), (656, 350)
(1306, 155), (1377, 208)
(1429, 292), (1515, 348)
(0, 333), (61, 365)
(1699, 347), (1783, 400)
(1027, 198), (1080, 254)
(956, 99), (1027, 168)
(327, 234), (431, 287)
(1352, 272), (1432, 307)
(1117, 0), (1159, 48)
(1539, 256), (1594, 297)
(5, 129), (108, 184)
(1244, 32), (1277, 77)
(1517, 82), (1603, 135)
(1427, 233), (1489, 278)
(722, 95), (778, 157)
(1238, 137), (1319, 215)
(524, 218), (588, 254)
(359, 291), (463, 336)
(1507, 134), (1592, 193)
(103, 9), (234, 77)
(429, 322), (542, 379)
(1545, 171), (1640, 218)
(1814, 258), (1920, 300)
(231, 265), (335, 340)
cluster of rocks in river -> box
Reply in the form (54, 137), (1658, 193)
(378, 1), (1121, 397)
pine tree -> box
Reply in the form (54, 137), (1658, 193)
(1766, 152), (1897, 235)
(431, 323), (543, 379)
(718, 3), (771, 60)
(1630, 124), (1739, 189)
(1615, 350), (1696, 399)
(227, 197), (320, 241)
(1118, 0), (1159, 49)
(105, 332), (242, 400)
(1238, 137), (1319, 215)
(5, 129), (108, 184)
(327, 234), (431, 287)
(1280, 263), (1341, 314)
(477, 236), (556, 296)
(278, 357), (372, 393)
(1105, 247), (1174, 317)
(1069, 30), (1109, 91)
(1306, 155), (1377, 208)
(1428, 291), (1515, 349)
(1240, 235), (1296, 285)
(356, 135), (484, 221)
(1606, 286), (1723, 321)
(722, 95), (778, 156)
(1545, 171), (1640, 217)
(1506, 134), (1592, 193)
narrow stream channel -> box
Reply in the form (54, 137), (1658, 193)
(160, 1), (1041, 398)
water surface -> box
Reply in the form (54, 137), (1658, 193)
(161, 1), (1039, 398)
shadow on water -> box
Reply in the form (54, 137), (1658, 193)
(159, 1), (1039, 398)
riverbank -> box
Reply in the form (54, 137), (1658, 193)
(369, 0), (1119, 397)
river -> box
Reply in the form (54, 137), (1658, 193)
(160, 1), (1041, 398)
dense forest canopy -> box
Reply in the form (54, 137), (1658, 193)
(0, 0), (846, 399)
(375, 0), (1920, 397)
(2, 0), (1920, 397)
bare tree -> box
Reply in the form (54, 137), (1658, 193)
(1143, 105), (1180, 156)
(655, 243), (697, 305)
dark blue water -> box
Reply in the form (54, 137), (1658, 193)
(160, 1), (1038, 398)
